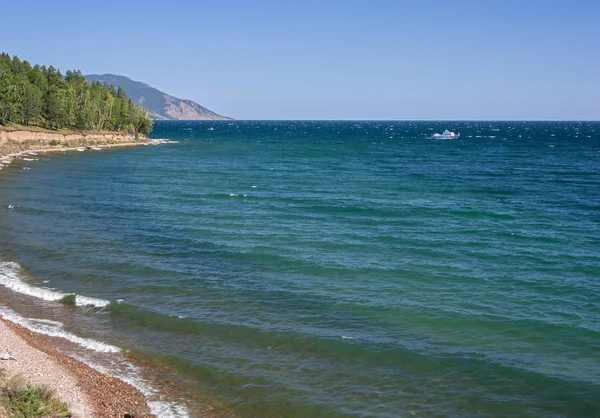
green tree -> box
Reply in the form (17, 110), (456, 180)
(43, 86), (67, 129)
(28, 65), (48, 95)
(0, 52), (153, 134)
(20, 83), (42, 125)
(0, 73), (19, 124)
(0, 53), (12, 76)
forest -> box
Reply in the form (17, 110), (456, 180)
(0, 53), (152, 135)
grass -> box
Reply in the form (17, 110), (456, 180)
(0, 121), (114, 135)
(58, 294), (77, 306)
(0, 374), (71, 418)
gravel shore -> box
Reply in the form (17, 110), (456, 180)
(0, 316), (153, 417)
(0, 141), (152, 164)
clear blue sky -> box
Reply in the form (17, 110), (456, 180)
(2, 0), (598, 120)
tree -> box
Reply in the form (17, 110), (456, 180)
(20, 83), (42, 125)
(28, 65), (48, 95)
(0, 53), (12, 76)
(0, 52), (153, 134)
(43, 86), (67, 129)
(0, 73), (19, 124)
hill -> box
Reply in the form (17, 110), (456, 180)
(85, 74), (230, 121)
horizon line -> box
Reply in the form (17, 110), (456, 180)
(152, 119), (600, 122)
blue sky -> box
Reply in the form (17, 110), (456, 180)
(1, 0), (598, 120)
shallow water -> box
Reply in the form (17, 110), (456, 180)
(1, 121), (599, 416)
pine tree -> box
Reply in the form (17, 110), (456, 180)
(0, 52), (153, 134)
(0, 73), (19, 124)
(43, 86), (65, 129)
(20, 83), (42, 125)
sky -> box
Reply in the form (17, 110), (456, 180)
(1, 0), (599, 120)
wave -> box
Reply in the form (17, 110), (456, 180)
(0, 261), (110, 308)
(71, 354), (189, 418)
(0, 305), (188, 417)
(0, 305), (119, 353)
(0, 261), (189, 415)
(150, 138), (180, 144)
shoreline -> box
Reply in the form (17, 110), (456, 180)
(0, 316), (152, 417)
(0, 128), (153, 164)
(0, 141), (153, 165)
(0, 133), (178, 417)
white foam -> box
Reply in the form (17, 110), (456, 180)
(148, 401), (190, 418)
(0, 261), (110, 308)
(0, 306), (120, 353)
(76, 356), (190, 418)
(150, 139), (179, 144)
(29, 317), (63, 327)
(0, 263), (189, 416)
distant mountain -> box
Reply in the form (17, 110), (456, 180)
(85, 74), (230, 121)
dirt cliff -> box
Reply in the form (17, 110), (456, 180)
(0, 130), (145, 158)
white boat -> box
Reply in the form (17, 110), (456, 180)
(432, 129), (460, 139)
(76, 148), (86, 152)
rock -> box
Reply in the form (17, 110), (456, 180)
(0, 351), (16, 361)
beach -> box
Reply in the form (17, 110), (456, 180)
(0, 128), (155, 165)
(0, 316), (152, 417)
(0, 141), (154, 173)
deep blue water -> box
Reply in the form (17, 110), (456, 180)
(1, 121), (599, 417)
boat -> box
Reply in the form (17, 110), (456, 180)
(76, 148), (86, 152)
(432, 129), (460, 139)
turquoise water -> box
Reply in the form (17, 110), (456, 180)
(0, 121), (599, 417)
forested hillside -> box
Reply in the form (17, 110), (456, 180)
(0, 53), (152, 135)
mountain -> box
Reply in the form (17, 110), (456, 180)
(85, 74), (230, 121)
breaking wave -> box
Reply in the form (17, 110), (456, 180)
(0, 305), (188, 416)
(0, 261), (110, 308)
(0, 305), (120, 353)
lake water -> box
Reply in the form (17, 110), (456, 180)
(0, 120), (599, 417)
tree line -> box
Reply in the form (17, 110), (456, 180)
(0, 53), (152, 135)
